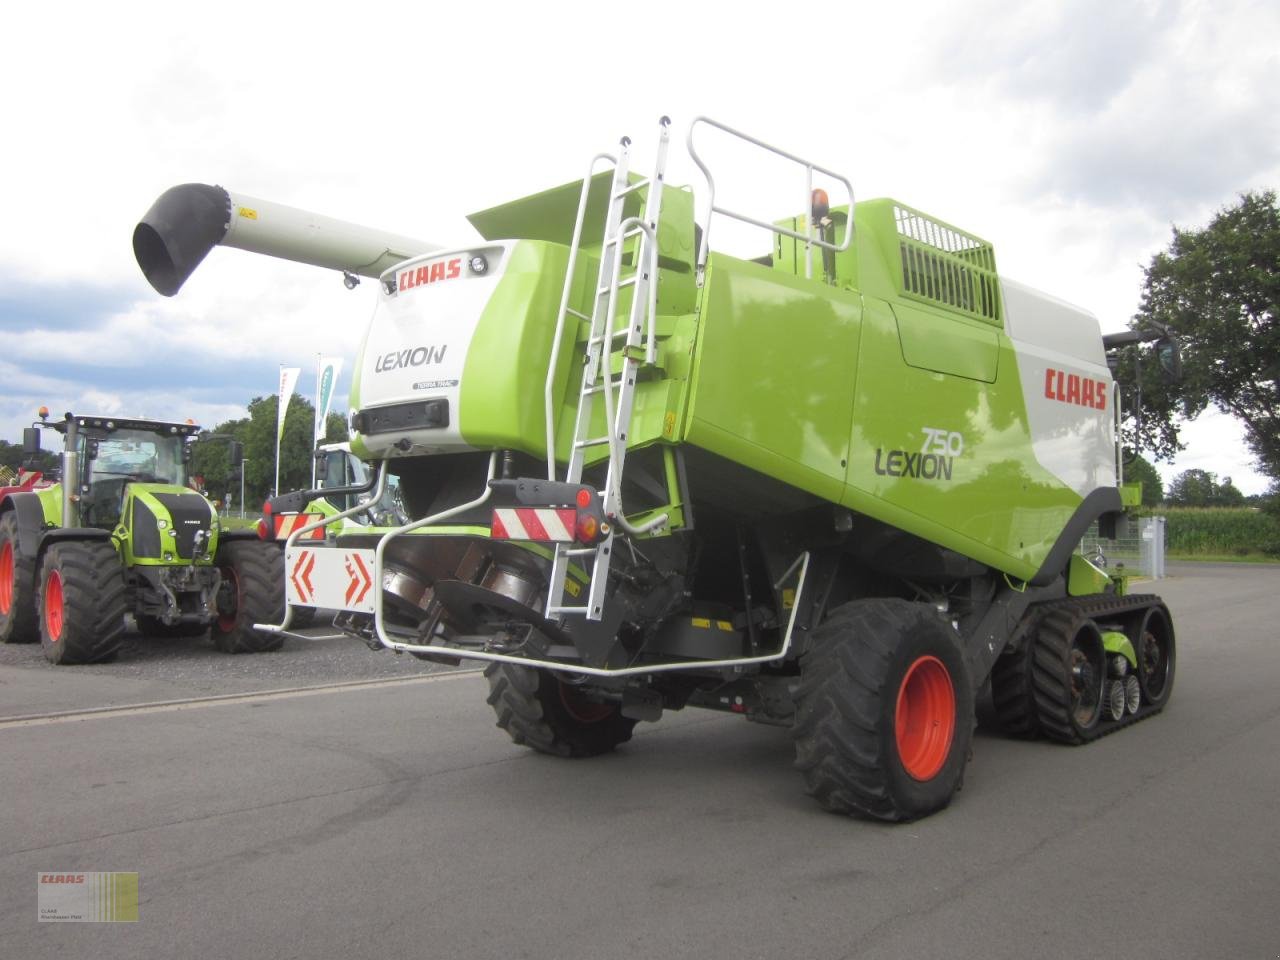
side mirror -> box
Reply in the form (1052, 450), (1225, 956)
(228, 440), (244, 467)
(1155, 336), (1182, 382)
(22, 427), (41, 456)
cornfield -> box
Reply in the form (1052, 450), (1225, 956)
(1153, 507), (1280, 557)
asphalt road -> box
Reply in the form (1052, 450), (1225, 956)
(1, 562), (1277, 959)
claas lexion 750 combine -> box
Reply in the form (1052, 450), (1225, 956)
(133, 116), (1177, 820)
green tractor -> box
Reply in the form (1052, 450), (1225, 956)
(0, 412), (285, 663)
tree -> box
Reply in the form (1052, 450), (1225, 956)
(1126, 190), (1280, 478)
(191, 398), (347, 508)
(1166, 469), (1245, 507)
(1123, 453), (1163, 506)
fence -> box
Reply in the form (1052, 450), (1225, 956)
(1081, 516), (1166, 579)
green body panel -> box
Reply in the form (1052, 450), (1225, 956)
(843, 299), (1080, 580)
(683, 255), (860, 505)
(36, 487), (61, 525)
(1101, 629), (1137, 668)
(115, 484), (219, 567)
(457, 241), (579, 454)
(1119, 482), (1142, 508)
(350, 173), (1108, 583)
(1068, 553), (1111, 597)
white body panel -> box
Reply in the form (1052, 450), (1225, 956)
(353, 244), (510, 457)
(286, 545), (376, 613)
(1003, 278), (1117, 496)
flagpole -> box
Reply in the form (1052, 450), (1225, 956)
(312, 352), (321, 487)
(274, 364), (283, 498)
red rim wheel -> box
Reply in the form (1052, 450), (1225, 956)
(895, 655), (956, 781)
(0, 541), (13, 615)
(44, 570), (65, 643)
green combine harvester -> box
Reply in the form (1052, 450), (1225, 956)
(132, 115), (1177, 820)
(0, 412), (284, 663)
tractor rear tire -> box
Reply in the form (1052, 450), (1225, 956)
(1031, 610), (1107, 744)
(0, 512), (39, 644)
(37, 541), (127, 665)
(484, 663), (637, 758)
(791, 598), (974, 822)
(212, 541), (285, 653)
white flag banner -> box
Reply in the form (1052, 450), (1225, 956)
(315, 356), (343, 444)
(278, 366), (301, 444)
(275, 365), (301, 496)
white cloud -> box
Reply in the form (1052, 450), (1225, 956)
(1, 0), (1275, 497)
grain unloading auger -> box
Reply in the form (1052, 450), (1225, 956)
(134, 115), (1176, 821)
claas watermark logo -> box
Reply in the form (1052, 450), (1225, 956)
(38, 871), (138, 922)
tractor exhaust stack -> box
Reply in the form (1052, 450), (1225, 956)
(133, 184), (440, 296)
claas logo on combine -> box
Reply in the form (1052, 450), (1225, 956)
(398, 257), (462, 292)
(1045, 367), (1108, 410)
(40, 875), (86, 884)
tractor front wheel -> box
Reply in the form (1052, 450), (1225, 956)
(37, 541), (127, 665)
(485, 664), (637, 758)
(212, 541), (285, 653)
(790, 598), (974, 821)
(0, 512), (38, 644)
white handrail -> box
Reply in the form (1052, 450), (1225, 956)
(545, 152), (617, 481)
(686, 115), (855, 283)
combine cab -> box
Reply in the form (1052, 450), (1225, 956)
(0, 413), (285, 663)
(134, 116), (1176, 819)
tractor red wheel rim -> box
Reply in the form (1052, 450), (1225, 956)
(895, 655), (956, 782)
(559, 682), (615, 724)
(44, 570), (65, 643)
(217, 566), (240, 633)
(0, 542), (13, 615)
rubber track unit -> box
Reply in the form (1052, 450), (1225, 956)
(987, 635), (1039, 737)
(1029, 593), (1170, 745)
(39, 541), (127, 665)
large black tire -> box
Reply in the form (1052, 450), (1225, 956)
(0, 511), (39, 644)
(1031, 609), (1107, 744)
(37, 541), (127, 665)
(985, 639), (1040, 738)
(135, 615), (209, 639)
(484, 663), (637, 758)
(212, 541), (285, 653)
(791, 599), (974, 822)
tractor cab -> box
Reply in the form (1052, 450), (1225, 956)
(76, 424), (192, 528)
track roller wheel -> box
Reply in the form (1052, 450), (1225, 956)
(1133, 604), (1175, 708)
(37, 541), (127, 665)
(484, 664), (636, 758)
(790, 599), (974, 822)
(1031, 611), (1106, 743)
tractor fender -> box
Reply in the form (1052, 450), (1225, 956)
(1028, 487), (1124, 587)
(36, 527), (115, 564)
(217, 529), (265, 544)
(1, 493), (51, 563)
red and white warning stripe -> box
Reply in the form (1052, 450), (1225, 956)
(491, 507), (576, 542)
(273, 513), (327, 541)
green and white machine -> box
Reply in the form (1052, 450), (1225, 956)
(0, 412), (285, 663)
(133, 116), (1176, 820)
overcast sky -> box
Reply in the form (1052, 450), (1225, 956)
(2, 0), (1277, 493)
